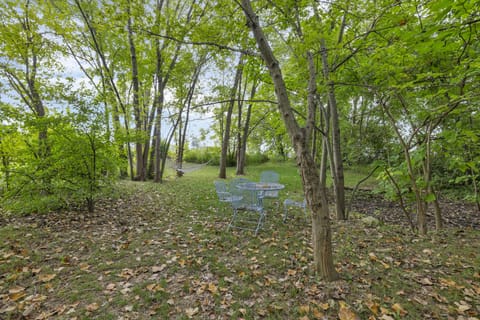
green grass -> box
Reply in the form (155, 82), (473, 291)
(0, 162), (479, 319)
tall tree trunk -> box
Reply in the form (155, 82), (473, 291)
(320, 39), (346, 220)
(153, 75), (164, 182)
(127, 4), (145, 181)
(423, 122), (443, 230)
(241, 0), (338, 281)
(177, 56), (204, 169)
(219, 53), (245, 179)
(235, 78), (245, 175)
(237, 80), (257, 175)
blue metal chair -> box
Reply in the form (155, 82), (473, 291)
(214, 180), (241, 203)
(259, 171), (280, 208)
(227, 182), (265, 235)
(230, 177), (251, 190)
(283, 198), (308, 222)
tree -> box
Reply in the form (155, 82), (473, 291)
(219, 53), (245, 179)
(354, 0), (480, 234)
(240, 0), (338, 281)
(0, 0), (58, 167)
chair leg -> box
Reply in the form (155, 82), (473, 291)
(254, 212), (265, 236)
(227, 209), (238, 231)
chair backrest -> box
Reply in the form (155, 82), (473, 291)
(214, 180), (231, 202)
(259, 171), (280, 198)
(230, 184), (263, 211)
(260, 170), (279, 183)
(230, 178), (251, 191)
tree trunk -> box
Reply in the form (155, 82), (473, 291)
(219, 53), (245, 179)
(320, 39), (346, 220)
(127, 5), (145, 181)
(177, 57), (204, 169)
(235, 78), (245, 175)
(241, 0), (338, 281)
(237, 81), (256, 175)
(423, 122), (443, 230)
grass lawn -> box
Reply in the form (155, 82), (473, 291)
(1, 162), (479, 319)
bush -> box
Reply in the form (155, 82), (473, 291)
(182, 148), (270, 167)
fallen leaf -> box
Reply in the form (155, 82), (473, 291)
(8, 286), (26, 294)
(338, 301), (360, 320)
(106, 283), (116, 291)
(9, 291), (26, 301)
(86, 303), (99, 312)
(439, 278), (463, 289)
(152, 265), (166, 273)
(22, 303), (38, 317)
(422, 249), (433, 255)
(299, 305), (310, 314)
(207, 283), (218, 294)
(185, 307), (199, 318)
(38, 273), (56, 282)
(79, 263), (90, 271)
(430, 292), (447, 303)
(318, 302), (330, 311)
(365, 300), (380, 315)
(419, 277), (433, 285)
(0, 305), (17, 313)
(312, 308), (325, 319)
(146, 283), (165, 292)
(455, 301), (472, 313)
(391, 303), (407, 316)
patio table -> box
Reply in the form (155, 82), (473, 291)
(236, 182), (285, 205)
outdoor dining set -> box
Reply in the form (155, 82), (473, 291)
(214, 171), (308, 235)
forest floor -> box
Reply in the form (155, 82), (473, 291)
(0, 178), (479, 319)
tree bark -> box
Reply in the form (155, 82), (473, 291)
(241, 0), (338, 281)
(127, 4), (145, 181)
(219, 53), (245, 179)
(237, 80), (256, 175)
(177, 57), (204, 169)
(320, 39), (346, 220)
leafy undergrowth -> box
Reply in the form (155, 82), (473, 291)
(1, 174), (479, 319)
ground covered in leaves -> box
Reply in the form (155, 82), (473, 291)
(1, 176), (479, 319)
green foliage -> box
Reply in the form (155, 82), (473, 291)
(182, 147), (270, 167)
(184, 147), (220, 165)
(246, 152), (270, 165)
(0, 99), (118, 214)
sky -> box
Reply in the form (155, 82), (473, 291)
(60, 55), (217, 147)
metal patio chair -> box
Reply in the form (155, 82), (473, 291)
(227, 183), (265, 235)
(283, 198), (308, 222)
(259, 170), (280, 207)
(230, 177), (251, 190)
(214, 180), (241, 203)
